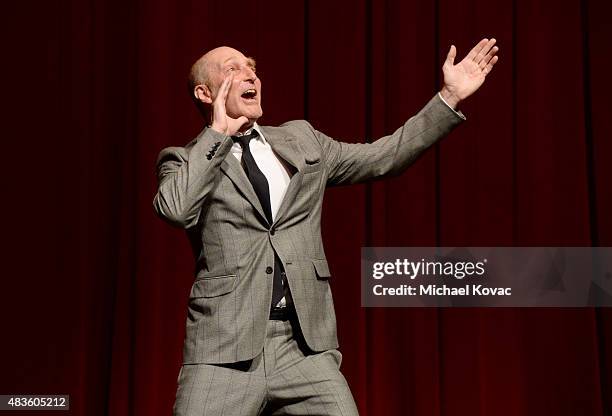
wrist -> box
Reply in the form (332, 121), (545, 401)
(210, 124), (227, 135)
(439, 86), (462, 109)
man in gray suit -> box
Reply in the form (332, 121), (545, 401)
(154, 39), (499, 415)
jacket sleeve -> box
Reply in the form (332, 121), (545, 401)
(152, 127), (233, 229)
(308, 93), (466, 186)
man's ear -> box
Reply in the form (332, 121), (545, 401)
(194, 84), (212, 104)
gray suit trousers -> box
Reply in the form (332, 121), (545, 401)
(173, 317), (359, 416)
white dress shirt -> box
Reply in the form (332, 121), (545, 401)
(232, 123), (291, 307)
(231, 123), (291, 221)
(438, 92), (466, 119)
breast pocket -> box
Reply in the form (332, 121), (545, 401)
(302, 160), (323, 174)
(311, 259), (331, 280)
(189, 274), (238, 298)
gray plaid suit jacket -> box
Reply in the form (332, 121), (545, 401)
(153, 94), (464, 365)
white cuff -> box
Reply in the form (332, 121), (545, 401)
(438, 92), (466, 120)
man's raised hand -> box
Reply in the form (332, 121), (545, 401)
(210, 74), (249, 136)
(440, 38), (499, 109)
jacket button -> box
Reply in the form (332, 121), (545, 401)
(270, 228), (275, 235)
(265, 266), (273, 274)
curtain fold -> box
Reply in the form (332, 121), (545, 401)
(1, 0), (611, 415)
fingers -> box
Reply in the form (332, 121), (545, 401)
(479, 45), (499, 70)
(446, 45), (457, 66)
(466, 38), (489, 61)
(211, 74), (233, 133)
(482, 55), (499, 75)
(219, 73), (234, 103)
(475, 38), (496, 66)
(213, 74), (234, 120)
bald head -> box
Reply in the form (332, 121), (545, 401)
(189, 46), (250, 98)
(188, 46), (262, 123)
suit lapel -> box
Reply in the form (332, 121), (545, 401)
(260, 126), (306, 226)
(218, 125), (307, 227)
(260, 126), (305, 172)
(220, 144), (269, 225)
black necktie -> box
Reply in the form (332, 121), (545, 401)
(233, 130), (286, 308)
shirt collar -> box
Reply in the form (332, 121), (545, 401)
(234, 122), (267, 145)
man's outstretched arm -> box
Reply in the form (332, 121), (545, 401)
(309, 38), (499, 186)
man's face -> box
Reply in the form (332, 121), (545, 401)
(206, 47), (263, 123)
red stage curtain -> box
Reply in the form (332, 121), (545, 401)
(1, 0), (611, 415)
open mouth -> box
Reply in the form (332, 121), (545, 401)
(241, 89), (257, 100)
